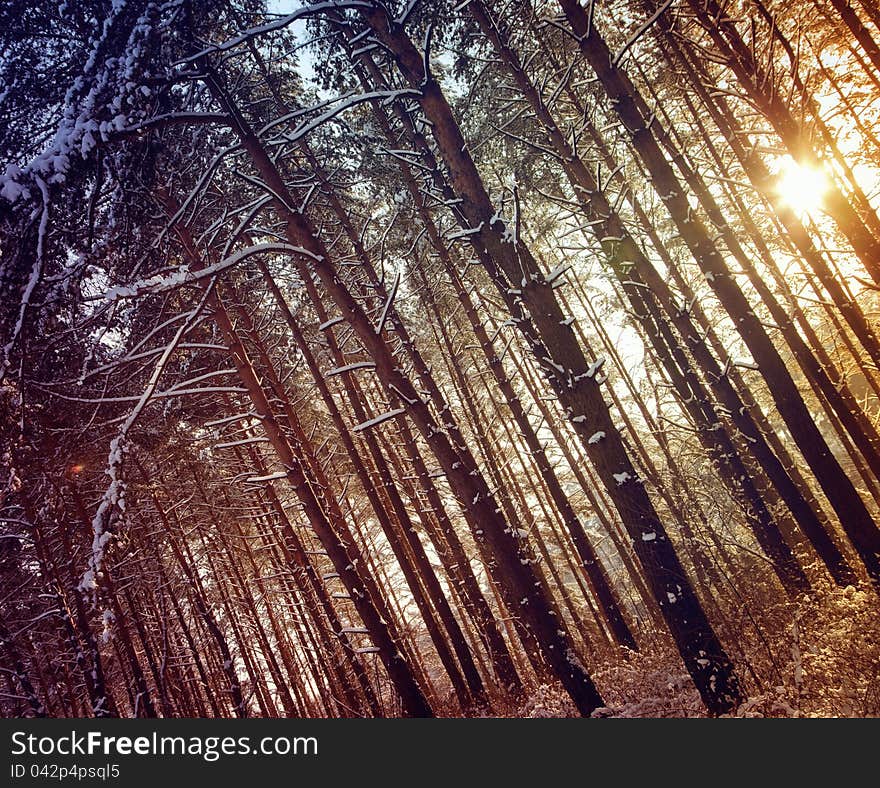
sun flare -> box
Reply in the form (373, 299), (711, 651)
(776, 158), (829, 216)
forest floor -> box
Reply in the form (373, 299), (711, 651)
(497, 584), (880, 718)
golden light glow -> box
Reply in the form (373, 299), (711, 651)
(776, 158), (829, 216)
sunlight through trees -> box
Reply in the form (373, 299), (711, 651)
(2, 0), (880, 719)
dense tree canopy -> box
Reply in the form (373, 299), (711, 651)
(2, 0), (880, 718)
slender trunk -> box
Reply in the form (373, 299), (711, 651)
(557, 0), (880, 589)
(158, 188), (433, 718)
(202, 69), (604, 716)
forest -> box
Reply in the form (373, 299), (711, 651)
(1, 0), (879, 719)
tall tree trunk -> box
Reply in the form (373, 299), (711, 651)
(557, 0), (880, 588)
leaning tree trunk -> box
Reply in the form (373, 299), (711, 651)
(354, 4), (742, 714)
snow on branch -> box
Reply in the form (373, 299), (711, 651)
(244, 472), (289, 483)
(277, 90), (423, 145)
(100, 243), (320, 302)
(117, 112), (230, 135)
(612, 0), (675, 67)
(215, 436), (271, 450)
(1, 3), (161, 202)
(352, 408), (406, 433)
(319, 317), (345, 332)
(204, 412), (258, 428)
(325, 362), (377, 377)
(545, 263), (572, 286)
(79, 281), (215, 595)
(397, 0), (420, 24)
(2, 178), (49, 382)
(178, 1), (373, 64)
(374, 272), (401, 335)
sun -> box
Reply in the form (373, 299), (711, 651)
(775, 157), (829, 216)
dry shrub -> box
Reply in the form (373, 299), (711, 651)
(589, 643), (704, 717)
(735, 583), (880, 717)
(786, 584), (879, 717)
(517, 684), (578, 718)
(477, 584), (878, 718)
